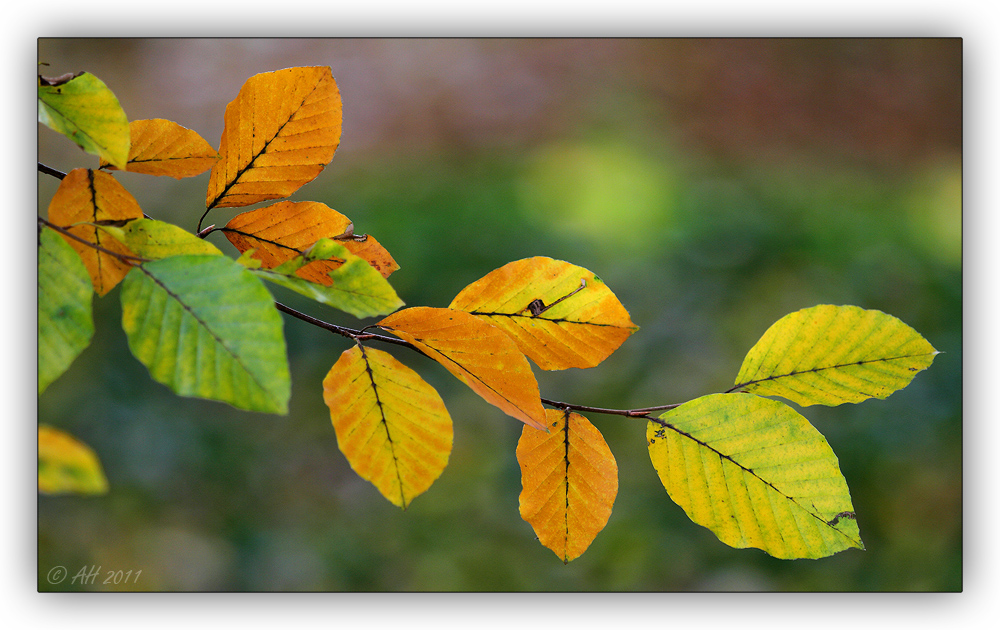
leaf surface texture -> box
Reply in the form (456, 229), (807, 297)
(449, 256), (637, 370)
(224, 201), (398, 281)
(517, 410), (618, 562)
(647, 393), (863, 559)
(206, 67), (342, 209)
(46, 168), (144, 295)
(323, 345), (452, 508)
(120, 255), (290, 414)
(103, 119), (218, 178)
(38, 72), (130, 169)
(38, 227), (94, 394)
(378, 307), (547, 430)
(735, 305), (938, 406)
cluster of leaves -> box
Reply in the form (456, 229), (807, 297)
(38, 66), (938, 563)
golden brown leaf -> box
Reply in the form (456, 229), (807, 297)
(449, 257), (638, 370)
(517, 410), (618, 562)
(206, 67), (342, 209)
(223, 201), (398, 284)
(46, 168), (143, 295)
(102, 119), (218, 178)
(323, 345), (452, 508)
(378, 307), (547, 430)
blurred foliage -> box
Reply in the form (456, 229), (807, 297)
(38, 38), (960, 591)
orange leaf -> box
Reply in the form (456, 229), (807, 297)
(46, 168), (143, 295)
(223, 201), (398, 284)
(517, 410), (618, 562)
(378, 307), (547, 430)
(102, 119), (218, 178)
(449, 257), (638, 370)
(323, 345), (452, 508)
(206, 66), (342, 209)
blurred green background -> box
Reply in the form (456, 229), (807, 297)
(37, 38), (961, 591)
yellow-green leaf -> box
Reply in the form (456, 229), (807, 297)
(102, 119), (218, 178)
(223, 201), (398, 281)
(517, 410), (618, 562)
(46, 168), (144, 296)
(120, 255), (290, 414)
(734, 305), (938, 406)
(449, 257), (638, 370)
(323, 345), (452, 508)
(100, 218), (224, 260)
(249, 240), (403, 319)
(647, 393), (863, 559)
(38, 72), (130, 169)
(378, 307), (547, 430)
(38, 425), (108, 495)
(38, 227), (94, 394)
(206, 67), (342, 209)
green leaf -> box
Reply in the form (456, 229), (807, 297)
(734, 305), (938, 406)
(647, 393), (863, 559)
(38, 425), (108, 495)
(38, 227), (95, 394)
(38, 72), (130, 169)
(120, 255), (290, 414)
(100, 218), (224, 260)
(249, 240), (404, 319)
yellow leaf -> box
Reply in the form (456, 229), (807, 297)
(38, 71), (130, 169)
(206, 67), (342, 209)
(223, 201), (398, 284)
(378, 307), (547, 430)
(449, 257), (638, 370)
(648, 394), (863, 559)
(323, 345), (452, 508)
(46, 168), (143, 295)
(38, 425), (108, 495)
(517, 410), (618, 562)
(100, 218), (224, 260)
(102, 119), (218, 178)
(734, 305), (939, 406)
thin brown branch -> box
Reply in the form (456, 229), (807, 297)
(37, 216), (151, 264)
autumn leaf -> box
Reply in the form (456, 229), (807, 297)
(38, 425), (108, 495)
(517, 410), (618, 562)
(734, 305), (939, 406)
(378, 307), (547, 430)
(323, 345), (452, 508)
(248, 239), (403, 319)
(46, 168), (144, 295)
(120, 255), (290, 414)
(206, 67), (342, 210)
(449, 257), (638, 370)
(38, 71), (130, 169)
(38, 227), (94, 394)
(100, 218), (224, 260)
(223, 201), (398, 282)
(647, 393), (863, 559)
(101, 119), (218, 178)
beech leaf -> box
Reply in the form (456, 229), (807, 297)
(223, 201), (399, 281)
(38, 425), (108, 495)
(101, 218), (224, 260)
(734, 305), (939, 406)
(647, 393), (863, 559)
(517, 410), (618, 562)
(101, 119), (218, 178)
(120, 255), (290, 414)
(248, 240), (403, 319)
(46, 168), (144, 296)
(323, 345), (453, 508)
(38, 227), (94, 394)
(206, 67), (342, 209)
(449, 256), (638, 370)
(38, 71), (130, 169)
(378, 307), (547, 430)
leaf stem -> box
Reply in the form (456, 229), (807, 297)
(38, 162), (66, 180)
